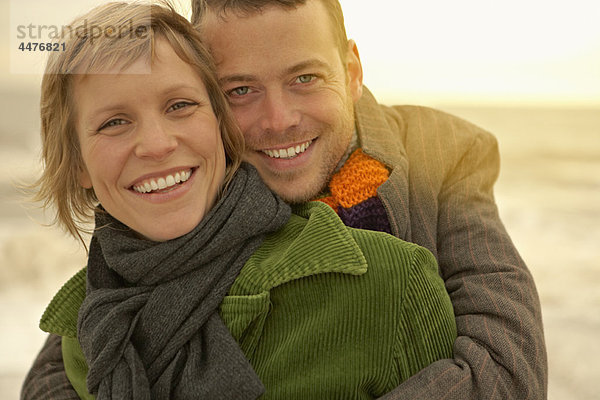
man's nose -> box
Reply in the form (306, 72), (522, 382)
(259, 90), (301, 134)
(133, 118), (177, 161)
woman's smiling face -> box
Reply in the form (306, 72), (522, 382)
(74, 39), (226, 241)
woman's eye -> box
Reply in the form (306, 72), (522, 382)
(296, 74), (316, 84)
(98, 118), (128, 131)
(168, 101), (197, 112)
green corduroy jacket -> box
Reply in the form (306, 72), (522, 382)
(40, 201), (456, 399)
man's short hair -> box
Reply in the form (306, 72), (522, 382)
(192, 0), (349, 62)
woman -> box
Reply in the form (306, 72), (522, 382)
(35, 2), (288, 398)
(27, 2), (456, 399)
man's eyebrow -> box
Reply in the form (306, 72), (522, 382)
(285, 59), (332, 76)
(218, 59), (333, 85)
(218, 74), (257, 85)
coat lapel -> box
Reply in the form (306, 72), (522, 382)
(354, 87), (412, 241)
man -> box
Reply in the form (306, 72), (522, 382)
(197, 1), (547, 398)
(22, 0), (547, 399)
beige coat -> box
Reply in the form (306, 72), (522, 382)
(357, 87), (547, 399)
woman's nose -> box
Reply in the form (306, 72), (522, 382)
(133, 119), (177, 161)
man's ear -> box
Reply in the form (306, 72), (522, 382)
(346, 39), (363, 103)
(79, 166), (92, 189)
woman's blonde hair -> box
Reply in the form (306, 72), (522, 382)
(32, 1), (244, 244)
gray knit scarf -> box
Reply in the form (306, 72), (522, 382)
(78, 164), (290, 399)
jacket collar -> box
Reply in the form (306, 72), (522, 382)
(228, 201), (368, 296)
(39, 267), (87, 338)
(355, 86), (408, 169)
(353, 86), (411, 240)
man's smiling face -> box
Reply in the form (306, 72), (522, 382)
(201, 0), (363, 202)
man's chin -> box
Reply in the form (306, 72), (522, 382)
(245, 150), (333, 203)
(260, 173), (327, 204)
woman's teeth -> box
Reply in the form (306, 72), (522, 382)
(262, 140), (312, 159)
(132, 169), (192, 194)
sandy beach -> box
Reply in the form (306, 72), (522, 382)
(1, 96), (599, 398)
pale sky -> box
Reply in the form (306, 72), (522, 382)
(343, 0), (600, 106)
(2, 0), (599, 107)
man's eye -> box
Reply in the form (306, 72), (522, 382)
(296, 74), (315, 84)
(98, 118), (128, 131)
(230, 86), (250, 96)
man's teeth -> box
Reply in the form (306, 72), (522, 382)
(132, 169), (192, 194)
(262, 140), (313, 159)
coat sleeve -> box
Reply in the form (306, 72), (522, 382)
(381, 122), (547, 399)
(21, 334), (81, 400)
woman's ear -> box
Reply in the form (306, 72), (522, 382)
(346, 39), (363, 103)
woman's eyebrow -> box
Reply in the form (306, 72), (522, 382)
(161, 83), (206, 95)
(82, 104), (128, 123)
